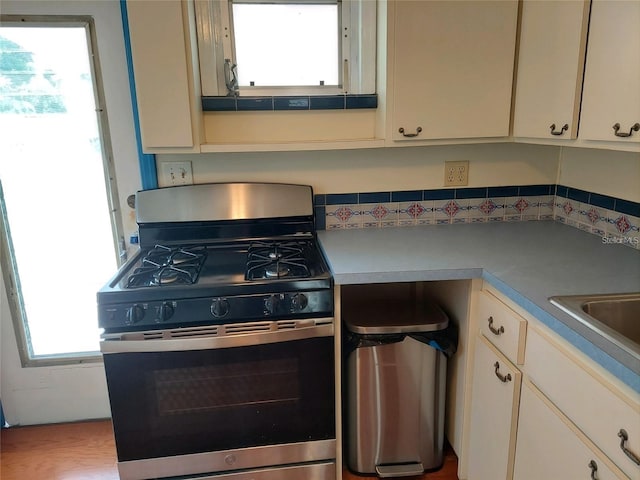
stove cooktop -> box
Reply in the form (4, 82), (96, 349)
(97, 239), (333, 333)
(97, 183), (334, 333)
(108, 240), (330, 294)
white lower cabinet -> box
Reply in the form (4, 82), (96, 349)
(467, 335), (521, 480)
(524, 327), (639, 479)
(514, 380), (627, 480)
(464, 286), (637, 480)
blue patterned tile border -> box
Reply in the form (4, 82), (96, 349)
(554, 185), (639, 249)
(202, 94), (377, 112)
(316, 184), (639, 250)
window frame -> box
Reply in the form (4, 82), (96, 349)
(0, 15), (124, 367)
(195, 0), (376, 97)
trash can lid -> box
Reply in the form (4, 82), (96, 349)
(343, 296), (449, 335)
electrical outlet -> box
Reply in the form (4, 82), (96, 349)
(444, 161), (469, 186)
(162, 161), (193, 186)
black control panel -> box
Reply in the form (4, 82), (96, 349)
(99, 289), (334, 332)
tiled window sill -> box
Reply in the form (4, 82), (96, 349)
(202, 94), (377, 112)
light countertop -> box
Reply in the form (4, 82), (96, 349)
(318, 220), (640, 392)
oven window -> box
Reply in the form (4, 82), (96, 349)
(154, 358), (300, 416)
(103, 336), (335, 462)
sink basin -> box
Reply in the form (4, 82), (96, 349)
(549, 293), (640, 359)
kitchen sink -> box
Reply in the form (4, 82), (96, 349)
(549, 293), (640, 359)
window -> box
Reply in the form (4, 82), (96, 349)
(0, 17), (124, 365)
(195, 0), (376, 97)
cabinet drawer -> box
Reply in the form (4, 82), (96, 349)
(514, 380), (628, 480)
(525, 327), (640, 478)
(476, 290), (527, 365)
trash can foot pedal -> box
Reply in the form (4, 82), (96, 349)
(375, 463), (424, 477)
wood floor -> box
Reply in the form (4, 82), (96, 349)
(1, 420), (459, 480)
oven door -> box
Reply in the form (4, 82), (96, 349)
(101, 320), (335, 480)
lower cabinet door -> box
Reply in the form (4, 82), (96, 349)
(513, 381), (627, 480)
(467, 335), (522, 480)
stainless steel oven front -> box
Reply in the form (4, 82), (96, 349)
(101, 318), (336, 480)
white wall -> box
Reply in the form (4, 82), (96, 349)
(159, 142), (561, 192)
(0, 0), (141, 426)
(558, 147), (640, 203)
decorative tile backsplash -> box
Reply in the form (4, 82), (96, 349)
(554, 186), (640, 249)
(314, 184), (640, 249)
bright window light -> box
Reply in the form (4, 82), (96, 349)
(231, 2), (339, 87)
(0, 24), (119, 358)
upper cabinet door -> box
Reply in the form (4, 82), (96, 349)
(512, 1), (590, 140)
(579, 0), (640, 143)
(390, 0), (518, 141)
(126, 0), (199, 151)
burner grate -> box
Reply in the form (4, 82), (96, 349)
(127, 245), (207, 288)
(246, 241), (312, 280)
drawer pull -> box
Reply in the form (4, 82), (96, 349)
(494, 361), (512, 383)
(618, 429), (640, 465)
(398, 126), (422, 137)
(612, 123), (640, 138)
(549, 123), (569, 136)
(588, 460), (598, 480)
(488, 316), (504, 336)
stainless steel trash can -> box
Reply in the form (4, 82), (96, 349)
(343, 291), (453, 478)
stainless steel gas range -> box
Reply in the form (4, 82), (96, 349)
(97, 183), (336, 480)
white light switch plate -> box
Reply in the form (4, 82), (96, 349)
(161, 161), (193, 186)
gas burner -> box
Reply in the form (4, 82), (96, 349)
(246, 241), (311, 281)
(265, 264), (290, 278)
(126, 245), (207, 288)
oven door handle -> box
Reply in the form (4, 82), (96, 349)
(100, 321), (334, 354)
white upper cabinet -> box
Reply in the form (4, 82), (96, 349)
(388, 0), (518, 142)
(512, 0), (590, 140)
(579, 0), (640, 143)
(125, 0), (200, 152)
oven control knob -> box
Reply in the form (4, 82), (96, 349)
(210, 298), (230, 318)
(125, 305), (145, 325)
(156, 302), (174, 322)
(264, 294), (281, 315)
(291, 293), (308, 312)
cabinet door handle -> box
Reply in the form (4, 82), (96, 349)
(488, 316), (504, 336)
(398, 126), (422, 137)
(612, 123), (640, 138)
(588, 460), (598, 480)
(618, 429), (640, 465)
(549, 123), (569, 136)
(493, 361), (512, 383)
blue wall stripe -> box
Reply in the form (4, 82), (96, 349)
(556, 185), (569, 198)
(488, 186), (518, 198)
(455, 187), (487, 199)
(589, 193), (616, 210)
(359, 192), (391, 204)
(567, 187), (590, 203)
(326, 193), (358, 205)
(423, 189), (454, 200)
(120, 0), (158, 190)
(616, 199), (640, 217)
(391, 190), (422, 202)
